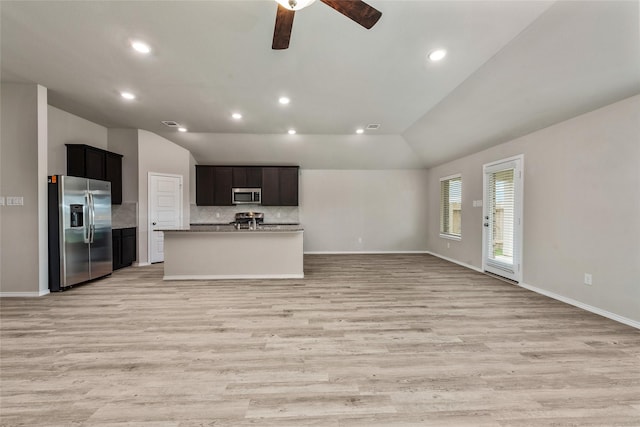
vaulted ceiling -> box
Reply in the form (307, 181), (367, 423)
(2, 1), (639, 168)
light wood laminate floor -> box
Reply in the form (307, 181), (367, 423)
(1, 254), (639, 426)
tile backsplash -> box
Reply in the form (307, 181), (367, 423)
(191, 205), (299, 224)
(112, 202), (137, 228)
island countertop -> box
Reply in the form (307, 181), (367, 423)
(156, 224), (303, 233)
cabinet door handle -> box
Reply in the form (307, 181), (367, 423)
(152, 222), (157, 226)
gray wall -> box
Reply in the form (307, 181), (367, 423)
(137, 129), (191, 265)
(47, 105), (108, 175)
(3, 86), (637, 326)
(301, 169), (429, 253)
(1, 83), (49, 295)
(426, 94), (640, 323)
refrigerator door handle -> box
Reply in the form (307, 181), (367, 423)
(83, 192), (91, 244)
(89, 192), (96, 243)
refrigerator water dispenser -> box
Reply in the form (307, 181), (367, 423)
(70, 204), (84, 227)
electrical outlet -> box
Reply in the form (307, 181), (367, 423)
(216, 212), (220, 218)
(277, 212), (281, 218)
(584, 273), (592, 286)
(358, 237), (363, 244)
(447, 242), (450, 248)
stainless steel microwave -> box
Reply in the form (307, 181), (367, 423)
(232, 188), (261, 205)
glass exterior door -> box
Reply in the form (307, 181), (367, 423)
(483, 156), (523, 282)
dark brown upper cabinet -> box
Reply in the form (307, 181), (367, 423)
(261, 166), (299, 206)
(232, 167), (262, 188)
(196, 165), (298, 206)
(105, 152), (122, 205)
(261, 167), (280, 206)
(66, 144), (123, 204)
(195, 165), (215, 206)
(213, 167), (233, 206)
(279, 167), (299, 206)
(195, 165), (233, 206)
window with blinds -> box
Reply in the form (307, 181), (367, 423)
(440, 174), (462, 238)
(487, 168), (515, 264)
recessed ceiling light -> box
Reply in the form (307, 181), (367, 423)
(366, 124), (380, 130)
(428, 49), (447, 62)
(356, 128), (364, 134)
(279, 97), (290, 105)
(288, 129), (296, 135)
(232, 113), (242, 120)
(178, 127), (187, 132)
(131, 40), (151, 54)
(120, 91), (136, 100)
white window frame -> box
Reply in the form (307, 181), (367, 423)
(439, 173), (462, 241)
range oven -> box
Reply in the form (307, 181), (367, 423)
(232, 188), (261, 205)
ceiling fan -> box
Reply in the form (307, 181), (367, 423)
(272, 0), (382, 50)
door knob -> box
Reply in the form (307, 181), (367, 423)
(152, 222), (157, 225)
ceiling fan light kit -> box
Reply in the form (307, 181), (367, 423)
(272, 0), (382, 50)
(275, 0), (316, 11)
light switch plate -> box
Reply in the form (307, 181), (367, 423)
(0, 197), (4, 206)
(6, 196), (24, 206)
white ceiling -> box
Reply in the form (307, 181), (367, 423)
(2, 1), (639, 168)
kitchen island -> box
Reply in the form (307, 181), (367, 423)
(157, 225), (304, 280)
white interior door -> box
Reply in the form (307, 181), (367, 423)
(483, 155), (523, 282)
(149, 173), (183, 263)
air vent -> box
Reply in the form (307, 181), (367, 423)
(366, 124), (380, 130)
(161, 120), (180, 128)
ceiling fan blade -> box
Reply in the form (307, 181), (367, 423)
(272, 4), (295, 50)
(320, 0), (382, 29)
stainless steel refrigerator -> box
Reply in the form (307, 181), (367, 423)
(48, 175), (112, 291)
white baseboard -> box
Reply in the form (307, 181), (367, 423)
(304, 251), (429, 255)
(134, 262), (151, 267)
(163, 274), (304, 281)
(0, 289), (50, 297)
(518, 281), (640, 330)
(426, 252), (638, 329)
(426, 251), (483, 273)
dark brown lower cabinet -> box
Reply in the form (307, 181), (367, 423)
(113, 227), (136, 270)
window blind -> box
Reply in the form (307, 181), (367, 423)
(440, 175), (462, 237)
(486, 168), (515, 268)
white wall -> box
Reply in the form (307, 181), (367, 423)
(137, 130), (191, 265)
(301, 170), (429, 253)
(0, 83), (49, 295)
(47, 105), (107, 175)
(426, 94), (640, 324)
